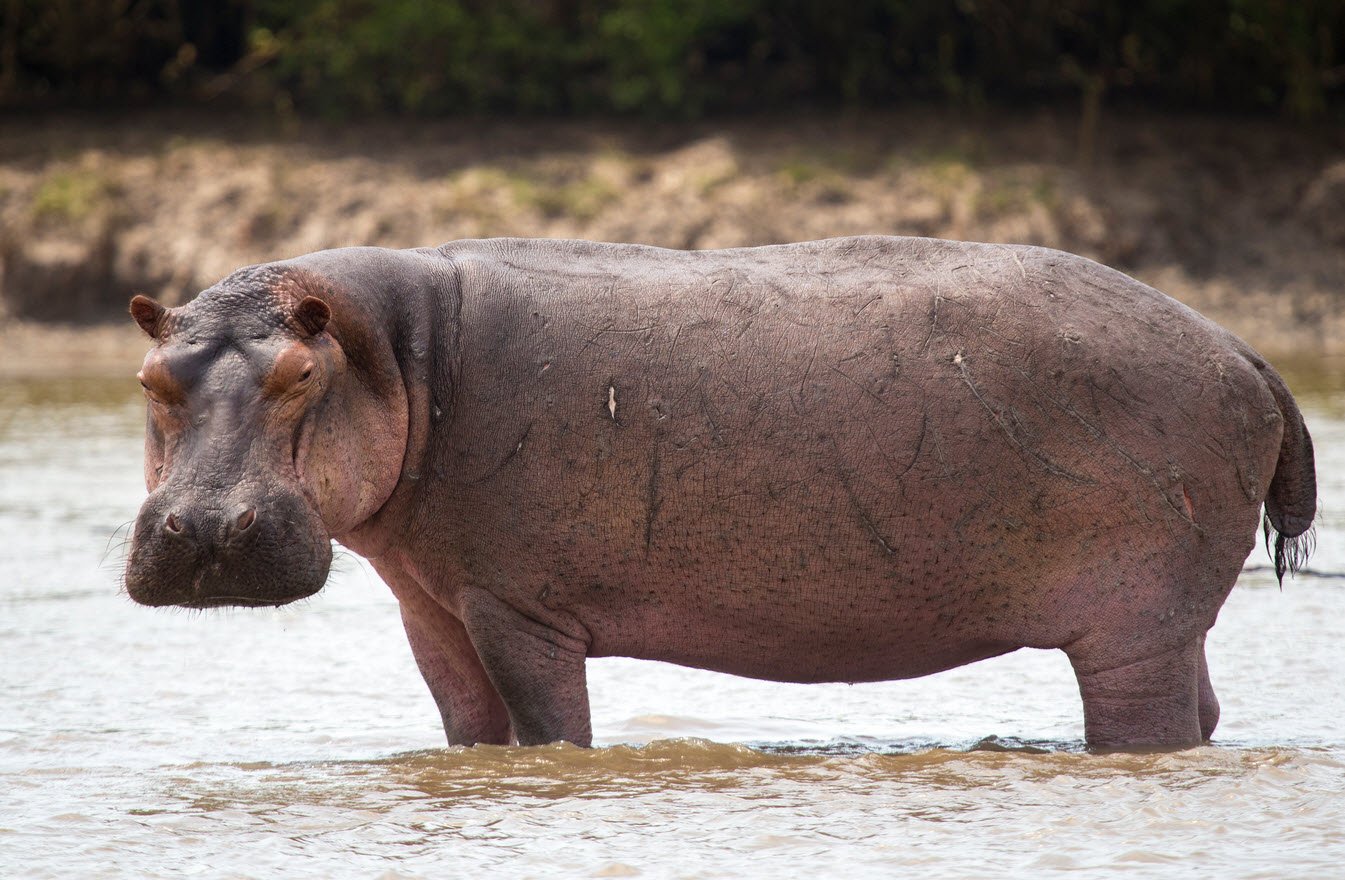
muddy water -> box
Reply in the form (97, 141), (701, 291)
(2, 374), (1343, 879)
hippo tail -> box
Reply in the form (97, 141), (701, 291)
(1259, 364), (1318, 585)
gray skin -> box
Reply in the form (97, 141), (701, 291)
(123, 235), (1317, 751)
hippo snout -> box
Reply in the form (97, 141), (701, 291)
(157, 502), (257, 547)
(125, 486), (332, 608)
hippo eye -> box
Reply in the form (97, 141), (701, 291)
(299, 364), (314, 383)
(138, 376), (162, 402)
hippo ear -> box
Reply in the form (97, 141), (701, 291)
(293, 296), (331, 336)
(130, 295), (167, 338)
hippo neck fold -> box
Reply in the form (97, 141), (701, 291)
(288, 247), (460, 559)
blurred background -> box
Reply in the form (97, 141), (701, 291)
(1, 0), (1343, 367)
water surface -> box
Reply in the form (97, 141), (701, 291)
(2, 374), (1342, 878)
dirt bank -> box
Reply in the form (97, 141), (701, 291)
(2, 109), (1342, 372)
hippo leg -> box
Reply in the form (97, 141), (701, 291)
(392, 580), (513, 746)
(1197, 637), (1220, 741)
(461, 590), (592, 747)
(1067, 636), (1205, 750)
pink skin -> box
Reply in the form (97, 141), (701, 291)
(125, 237), (1316, 751)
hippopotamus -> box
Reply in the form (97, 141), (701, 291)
(123, 235), (1316, 750)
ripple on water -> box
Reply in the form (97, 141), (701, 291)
(12, 741), (1334, 879)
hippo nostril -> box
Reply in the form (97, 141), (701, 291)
(165, 513), (183, 534)
(235, 508), (257, 534)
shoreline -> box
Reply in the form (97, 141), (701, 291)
(2, 110), (1342, 366)
(0, 322), (148, 381)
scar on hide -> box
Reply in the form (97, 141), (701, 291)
(607, 385), (618, 419)
(469, 421), (533, 484)
(829, 439), (895, 556)
(953, 350), (1092, 485)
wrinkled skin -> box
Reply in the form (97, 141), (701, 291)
(124, 236), (1317, 751)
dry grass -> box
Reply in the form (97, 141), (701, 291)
(0, 109), (1342, 360)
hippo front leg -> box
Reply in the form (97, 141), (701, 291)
(460, 589), (593, 747)
(387, 576), (514, 746)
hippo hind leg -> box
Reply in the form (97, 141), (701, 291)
(1064, 523), (1245, 750)
(1197, 637), (1220, 741)
(1066, 636), (1206, 751)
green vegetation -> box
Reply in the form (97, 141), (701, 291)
(524, 177), (620, 221)
(775, 157), (855, 205)
(976, 173), (1060, 219)
(30, 169), (116, 224)
(777, 160), (826, 187)
(1, 2), (1343, 119)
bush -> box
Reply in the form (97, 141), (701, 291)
(2, 0), (1342, 119)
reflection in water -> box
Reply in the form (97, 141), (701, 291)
(2, 374), (1343, 878)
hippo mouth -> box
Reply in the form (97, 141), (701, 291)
(178, 592), (319, 609)
(127, 558), (329, 608)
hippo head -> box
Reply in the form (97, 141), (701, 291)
(123, 265), (408, 608)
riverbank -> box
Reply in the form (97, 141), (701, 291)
(2, 109), (1342, 370)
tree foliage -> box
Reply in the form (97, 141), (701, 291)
(2, 0), (1342, 119)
